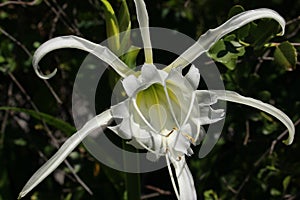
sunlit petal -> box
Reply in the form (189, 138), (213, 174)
(33, 36), (133, 79)
(18, 110), (112, 199)
(133, 0), (153, 63)
(165, 8), (285, 71)
(211, 90), (294, 145)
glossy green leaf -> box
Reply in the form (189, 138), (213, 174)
(121, 45), (141, 69)
(118, 0), (131, 33)
(101, 0), (120, 52)
(208, 35), (245, 70)
(248, 19), (280, 49)
(0, 107), (76, 134)
(118, 0), (132, 55)
(274, 41), (297, 71)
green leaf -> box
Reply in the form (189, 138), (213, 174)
(0, 107), (76, 134)
(203, 189), (218, 200)
(247, 19), (280, 49)
(282, 175), (291, 192)
(274, 41), (297, 71)
(118, 0), (132, 55)
(118, 0), (131, 33)
(270, 188), (281, 196)
(228, 5), (245, 19)
(101, 0), (120, 52)
(208, 35), (245, 70)
(121, 45), (141, 69)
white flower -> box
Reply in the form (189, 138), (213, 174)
(18, 0), (295, 199)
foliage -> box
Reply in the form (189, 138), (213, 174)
(0, 0), (300, 199)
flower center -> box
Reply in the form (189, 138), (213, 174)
(135, 83), (179, 132)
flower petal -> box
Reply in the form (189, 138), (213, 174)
(33, 36), (133, 79)
(171, 156), (197, 200)
(122, 74), (141, 97)
(213, 90), (295, 145)
(133, 0), (153, 63)
(185, 65), (200, 89)
(196, 90), (219, 106)
(111, 99), (130, 119)
(165, 8), (285, 71)
(18, 110), (113, 199)
(141, 64), (165, 84)
(199, 106), (225, 125)
(168, 130), (191, 155)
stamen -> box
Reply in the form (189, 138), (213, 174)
(181, 132), (196, 144)
(165, 128), (175, 137)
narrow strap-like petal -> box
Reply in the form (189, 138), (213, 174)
(171, 156), (197, 200)
(165, 8), (285, 71)
(133, 0), (153, 64)
(33, 36), (134, 79)
(18, 110), (113, 199)
(213, 90), (294, 145)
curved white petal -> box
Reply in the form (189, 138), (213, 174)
(18, 110), (113, 199)
(212, 90), (294, 145)
(165, 8), (286, 71)
(171, 156), (197, 200)
(141, 64), (164, 83)
(133, 0), (153, 64)
(196, 90), (219, 106)
(122, 74), (141, 97)
(33, 36), (133, 79)
(199, 106), (225, 125)
(185, 65), (200, 90)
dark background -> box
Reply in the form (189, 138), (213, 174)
(0, 0), (299, 199)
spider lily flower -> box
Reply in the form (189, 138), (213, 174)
(19, 0), (295, 199)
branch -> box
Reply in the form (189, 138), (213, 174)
(0, 0), (40, 7)
(141, 185), (172, 199)
(233, 118), (300, 198)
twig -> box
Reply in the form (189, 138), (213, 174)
(7, 72), (93, 195)
(269, 118), (300, 155)
(0, 27), (31, 57)
(243, 120), (250, 146)
(287, 25), (300, 39)
(48, 3), (66, 39)
(271, 42), (300, 46)
(221, 177), (238, 194)
(286, 16), (300, 26)
(0, 0), (39, 7)
(0, 83), (13, 145)
(234, 118), (300, 198)
(254, 49), (271, 74)
(285, 16), (300, 38)
(0, 27), (63, 104)
(43, 0), (82, 36)
(141, 185), (172, 199)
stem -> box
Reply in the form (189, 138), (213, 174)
(122, 141), (141, 200)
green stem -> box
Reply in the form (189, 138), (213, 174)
(122, 141), (141, 200)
